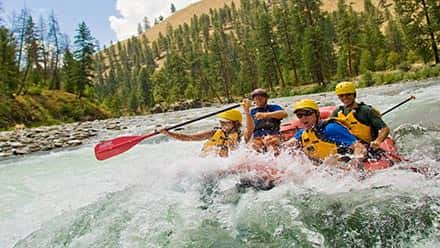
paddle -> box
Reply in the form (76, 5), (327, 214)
(94, 104), (241, 160)
(381, 95), (416, 116)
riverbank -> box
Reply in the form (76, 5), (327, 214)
(0, 90), (111, 131)
(0, 117), (132, 159)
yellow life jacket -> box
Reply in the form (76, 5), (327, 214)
(301, 128), (339, 161)
(334, 110), (373, 143)
(201, 129), (239, 157)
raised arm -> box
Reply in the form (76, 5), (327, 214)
(160, 129), (214, 141)
(242, 99), (254, 143)
(256, 110), (288, 120)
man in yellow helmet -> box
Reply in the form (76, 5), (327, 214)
(242, 88), (288, 155)
(160, 109), (242, 157)
(287, 99), (367, 164)
(332, 81), (390, 150)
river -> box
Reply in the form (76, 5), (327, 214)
(1, 79), (440, 247)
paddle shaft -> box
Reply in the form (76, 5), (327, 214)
(381, 95), (416, 116)
(94, 103), (241, 160)
(164, 103), (241, 131)
(143, 103), (241, 137)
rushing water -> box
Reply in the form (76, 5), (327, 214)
(1, 79), (440, 248)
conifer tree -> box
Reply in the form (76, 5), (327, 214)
(18, 15), (42, 94)
(334, 0), (361, 78)
(73, 21), (95, 97)
(255, 2), (284, 89)
(12, 7), (29, 70)
(359, 0), (386, 72)
(62, 48), (77, 93)
(394, 0), (439, 64)
(48, 11), (62, 89)
(0, 27), (18, 95)
(272, 0), (300, 84)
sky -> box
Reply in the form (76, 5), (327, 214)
(2, 0), (199, 47)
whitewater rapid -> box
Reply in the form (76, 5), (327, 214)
(1, 79), (440, 247)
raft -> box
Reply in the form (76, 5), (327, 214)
(280, 105), (403, 171)
(223, 106), (405, 189)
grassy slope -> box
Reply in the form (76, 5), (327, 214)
(0, 90), (111, 130)
(134, 0), (380, 44)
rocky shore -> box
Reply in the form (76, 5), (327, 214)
(0, 100), (233, 160)
(0, 122), (96, 159)
(0, 118), (132, 159)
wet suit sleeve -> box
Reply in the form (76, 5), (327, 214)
(323, 122), (357, 147)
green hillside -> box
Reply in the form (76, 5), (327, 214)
(0, 90), (110, 130)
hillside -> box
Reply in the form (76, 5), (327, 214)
(137, 0), (383, 44)
(93, 0), (440, 117)
(0, 91), (111, 130)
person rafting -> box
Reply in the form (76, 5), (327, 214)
(242, 88), (288, 155)
(331, 81), (390, 150)
(286, 99), (367, 167)
(160, 109), (242, 157)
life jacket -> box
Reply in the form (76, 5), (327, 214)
(333, 103), (377, 143)
(300, 121), (346, 161)
(201, 129), (240, 157)
(253, 105), (281, 136)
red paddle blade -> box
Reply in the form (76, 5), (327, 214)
(94, 132), (157, 160)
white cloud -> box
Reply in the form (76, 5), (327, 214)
(109, 0), (199, 41)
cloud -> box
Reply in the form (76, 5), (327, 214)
(109, 0), (199, 41)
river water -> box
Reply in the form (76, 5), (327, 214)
(1, 79), (440, 247)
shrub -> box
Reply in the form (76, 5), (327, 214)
(27, 86), (43, 95)
(398, 62), (411, 72)
(360, 71), (375, 87)
(387, 52), (400, 69)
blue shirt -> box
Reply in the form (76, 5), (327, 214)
(251, 104), (284, 138)
(294, 122), (357, 147)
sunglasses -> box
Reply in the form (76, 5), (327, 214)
(295, 110), (314, 118)
(338, 93), (354, 98)
(220, 120), (234, 125)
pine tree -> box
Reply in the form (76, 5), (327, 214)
(394, 0), (439, 64)
(255, 2), (284, 89)
(38, 16), (49, 83)
(73, 22), (95, 97)
(12, 7), (29, 70)
(48, 11), (62, 89)
(0, 27), (18, 95)
(171, 3), (176, 13)
(272, 0), (300, 84)
(334, 0), (361, 78)
(62, 48), (77, 93)
(18, 15), (41, 94)
(359, 0), (386, 72)
(296, 0), (335, 85)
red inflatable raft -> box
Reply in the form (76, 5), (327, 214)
(223, 106), (405, 189)
(280, 106), (403, 171)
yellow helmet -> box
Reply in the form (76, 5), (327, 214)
(293, 99), (319, 113)
(217, 109), (242, 123)
(335, 81), (356, 95)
